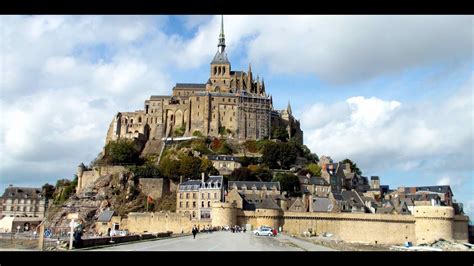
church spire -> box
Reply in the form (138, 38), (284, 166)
(287, 101), (293, 115)
(218, 15), (226, 53)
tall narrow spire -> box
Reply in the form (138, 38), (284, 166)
(218, 15), (226, 53)
(287, 101), (293, 115)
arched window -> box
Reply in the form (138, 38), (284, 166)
(208, 201), (211, 207)
(214, 66), (217, 75)
(138, 117), (142, 123)
(130, 119), (134, 124)
(202, 201), (204, 207)
(223, 66), (226, 75)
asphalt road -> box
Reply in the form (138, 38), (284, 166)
(92, 231), (335, 251)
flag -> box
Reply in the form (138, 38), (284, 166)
(147, 195), (153, 204)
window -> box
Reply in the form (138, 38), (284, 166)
(202, 201), (204, 207)
(193, 202), (196, 208)
(138, 117), (142, 123)
(214, 193), (217, 199)
(193, 193), (197, 199)
(201, 193), (204, 199)
(179, 202), (182, 208)
(186, 193), (189, 199)
(208, 201), (211, 207)
(186, 202), (189, 208)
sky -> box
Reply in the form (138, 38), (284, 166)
(0, 15), (472, 219)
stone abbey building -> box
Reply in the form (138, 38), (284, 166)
(106, 16), (303, 146)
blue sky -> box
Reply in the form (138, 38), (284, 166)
(0, 15), (472, 219)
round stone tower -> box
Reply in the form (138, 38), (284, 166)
(414, 205), (454, 245)
(211, 202), (237, 228)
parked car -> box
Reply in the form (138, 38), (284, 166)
(253, 227), (274, 236)
(223, 225), (230, 231)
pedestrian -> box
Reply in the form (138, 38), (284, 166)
(192, 225), (197, 239)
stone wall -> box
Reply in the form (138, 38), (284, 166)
(453, 214), (469, 242)
(125, 212), (211, 234)
(281, 212), (416, 245)
(139, 178), (169, 200)
(77, 166), (127, 194)
(123, 205), (468, 245)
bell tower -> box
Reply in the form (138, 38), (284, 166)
(210, 15), (231, 93)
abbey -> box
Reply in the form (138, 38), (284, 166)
(106, 17), (302, 146)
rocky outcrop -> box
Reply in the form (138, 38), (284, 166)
(45, 169), (148, 233)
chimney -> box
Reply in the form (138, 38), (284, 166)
(201, 172), (205, 183)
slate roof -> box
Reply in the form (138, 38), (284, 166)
(211, 51), (230, 64)
(258, 197), (281, 210)
(174, 83), (206, 89)
(179, 176), (223, 191)
(228, 181), (280, 191)
(371, 176), (380, 180)
(238, 193), (282, 211)
(150, 95), (171, 100)
(1, 187), (43, 200)
(341, 190), (364, 206)
(405, 186), (452, 195)
(312, 197), (333, 212)
(97, 210), (115, 222)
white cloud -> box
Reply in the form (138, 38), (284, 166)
(179, 15), (471, 84)
(301, 74), (474, 174)
(436, 176), (463, 187)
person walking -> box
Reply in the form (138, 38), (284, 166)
(192, 225), (197, 239)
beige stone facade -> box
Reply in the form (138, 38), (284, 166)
(176, 176), (224, 220)
(1, 186), (47, 219)
(104, 17), (302, 148)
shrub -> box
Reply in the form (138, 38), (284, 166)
(192, 130), (203, 137)
(103, 139), (140, 164)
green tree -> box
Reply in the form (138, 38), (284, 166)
(306, 163), (322, 177)
(129, 165), (162, 179)
(42, 183), (55, 199)
(104, 139), (140, 164)
(179, 155), (202, 178)
(159, 157), (181, 181)
(249, 165), (272, 182)
(192, 130), (203, 137)
(216, 142), (233, 155)
(272, 173), (300, 193)
(261, 142), (297, 169)
(229, 167), (255, 181)
(272, 126), (289, 142)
